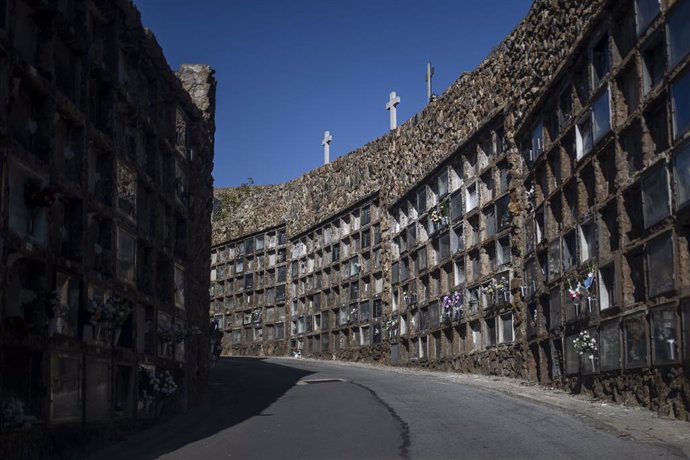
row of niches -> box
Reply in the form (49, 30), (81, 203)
(225, 308), (515, 357)
(297, 329), (380, 352)
(290, 323), (386, 354)
(208, 248), (385, 307)
(528, 79), (688, 219)
(2, 351), (185, 423)
(8, 81), (191, 216)
(388, 313), (516, 360)
(113, 108), (196, 194)
(211, 228), (287, 264)
(524, 229), (678, 324)
(290, 226), (383, 278)
(13, 1), (106, 111)
(525, 145), (690, 265)
(210, 258), (386, 316)
(230, 324), (286, 344)
(525, 7), (690, 192)
(290, 200), (380, 261)
(392, 233), (513, 300)
(13, 0), (190, 140)
(8, 45), (195, 179)
(2, 263), (187, 361)
(221, 301), (385, 346)
(287, 311), (514, 357)
(282, 309), (515, 356)
(557, 300), (690, 375)
(293, 298), (384, 333)
(391, 267), (514, 319)
(390, 153), (510, 242)
(5, 159), (188, 295)
(291, 275), (385, 313)
(394, 118), (507, 227)
(8, 103), (191, 249)
(291, 246), (384, 287)
(209, 283), (287, 313)
(215, 306), (287, 331)
(209, 268), (287, 299)
(523, 0), (690, 174)
(209, 253), (385, 307)
(391, 190), (511, 267)
(210, 251), (287, 284)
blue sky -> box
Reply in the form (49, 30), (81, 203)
(134, 0), (532, 188)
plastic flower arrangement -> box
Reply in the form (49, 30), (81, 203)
(158, 325), (174, 342)
(483, 280), (495, 296)
(48, 290), (69, 319)
(567, 265), (596, 302)
(430, 202), (449, 225)
(567, 279), (581, 301)
(88, 296), (131, 328)
(580, 268), (595, 297)
(495, 276), (509, 294)
(374, 325), (381, 337)
(573, 330), (597, 356)
(403, 291), (417, 305)
(442, 290), (463, 321)
(145, 368), (178, 398)
(383, 317), (398, 331)
(158, 370), (178, 397)
(159, 325), (187, 344)
(175, 328), (187, 344)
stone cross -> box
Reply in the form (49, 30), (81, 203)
(426, 62), (434, 102)
(386, 91), (401, 130)
(322, 130), (332, 164)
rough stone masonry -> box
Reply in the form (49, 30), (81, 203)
(211, 0), (690, 420)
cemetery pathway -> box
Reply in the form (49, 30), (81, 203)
(90, 357), (690, 459)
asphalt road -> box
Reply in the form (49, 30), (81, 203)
(91, 357), (686, 460)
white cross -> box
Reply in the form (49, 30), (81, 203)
(426, 62), (435, 102)
(322, 130), (332, 164)
(386, 91), (401, 130)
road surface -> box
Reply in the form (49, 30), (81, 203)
(91, 357), (689, 459)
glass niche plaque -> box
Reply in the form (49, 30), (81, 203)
(50, 353), (82, 422)
(650, 307), (679, 365)
(114, 365), (134, 417)
(564, 334), (580, 375)
(624, 314), (648, 368)
(157, 311), (174, 359)
(599, 320), (621, 371)
(86, 359), (110, 421)
(51, 271), (80, 337)
(137, 364), (157, 417)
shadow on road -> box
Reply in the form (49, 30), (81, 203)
(90, 357), (314, 460)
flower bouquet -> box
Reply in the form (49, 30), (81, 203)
(573, 330), (597, 356)
(574, 330), (598, 371)
(88, 296), (131, 328)
(442, 290), (463, 322)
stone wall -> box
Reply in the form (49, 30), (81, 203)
(0, 0), (216, 452)
(212, 0), (690, 421)
(177, 64), (217, 405)
(213, 0), (606, 245)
